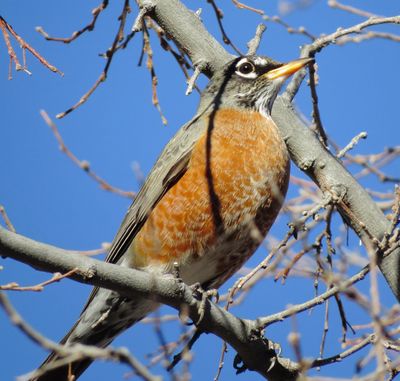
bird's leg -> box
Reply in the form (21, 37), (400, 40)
(233, 328), (280, 375)
(190, 283), (219, 325)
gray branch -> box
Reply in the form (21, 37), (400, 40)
(0, 226), (300, 381)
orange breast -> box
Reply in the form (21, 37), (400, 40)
(129, 108), (290, 269)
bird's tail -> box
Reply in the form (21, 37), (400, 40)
(30, 317), (102, 381)
(30, 289), (158, 381)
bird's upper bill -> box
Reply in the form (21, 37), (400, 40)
(264, 57), (314, 80)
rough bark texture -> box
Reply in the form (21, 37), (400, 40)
(0, 226), (300, 380)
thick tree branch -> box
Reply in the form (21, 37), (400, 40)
(137, 0), (400, 301)
(271, 97), (400, 302)
(0, 226), (300, 381)
(136, 0), (235, 75)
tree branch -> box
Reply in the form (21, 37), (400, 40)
(0, 226), (300, 381)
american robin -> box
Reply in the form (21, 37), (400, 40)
(32, 55), (312, 380)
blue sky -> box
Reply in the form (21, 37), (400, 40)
(1, 1), (399, 380)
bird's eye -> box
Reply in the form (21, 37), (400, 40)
(237, 61), (255, 75)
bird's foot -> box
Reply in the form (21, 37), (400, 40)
(190, 283), (219, 326)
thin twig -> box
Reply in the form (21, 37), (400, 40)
(78, 242), (110, 257)
(142, 22), (168, 125)
(207, 0), (242, 55)
(0, 17), (23, 79)
(36, 0), (109, 43)
(336, 31), (400, 45)
(56, 0), (131, 118)
(0, 16), (62, 78)
(337, 132), (368, 158)
(231, 0), (264, 15)
(259, 266), (370, 327)
(214, 342), (227, 381)
(0, 205), (16, 232)
(263, 15), (316, 41)
(228, 194), (333, 302)
(328, 0), (379, 18)
(145, 19), (198, 96)
(186, 63), (204, 95)
(308, 61), (328, 147)
(247, 24), (266, 55)
(40, 110), (135, 198)
(312, 332), (376, 367)
(167, 330), (202, 371)
(152, 311), (177, 380)
(0, 268), (78, 291)
(319, 296), (329, 360)
(285, 15), (400, 101)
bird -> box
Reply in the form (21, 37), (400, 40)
(32, 54), (313, 380)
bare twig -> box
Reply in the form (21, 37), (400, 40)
(328, 0), (379, 18)
(285, 15), (400, 101)
(247, 24), (266, 55)
(231, 0), (264, 15)
(0, 205), (16, 232)
(319, 296), (329, 360)
(207, 0), (242, 55)
(36, 0), (109, 43)
(350, 153), (400, 184)
(313, 332), (375, 367)
(185, 63), (204, 95)
(145, 19), (198, 95)
(56, 0), (131, 118)
(0, 16), (62, 78)
(167, 329), (201, 371)
(152, 311), (176, 378)
(78, 242), (110, 257)
(142, 23), (168, 125)
(336, 31), (400, 45)
(337, 132), (368, 158)
(288, 316), (303, 365)
(259, 266), (370, 327)
(263, 15), (316, 41)
(0, 17), (23, 79)
(214, 342), (228, 381)
(229, 194), (333, 302)
(308, 61), (328, 147)
(0, 268), (78, 291)
(40, 110), (136, 198)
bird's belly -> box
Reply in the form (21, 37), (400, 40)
(129, 109), (290, 286)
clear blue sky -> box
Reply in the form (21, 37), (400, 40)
(1, 1), (399, 380)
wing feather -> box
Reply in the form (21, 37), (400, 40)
(80, 112), (208, 313)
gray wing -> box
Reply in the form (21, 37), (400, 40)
(79, 111), (208, 313)
(105, 112), (207, 265)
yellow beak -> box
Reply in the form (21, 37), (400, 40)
(265, 57), (314, 80)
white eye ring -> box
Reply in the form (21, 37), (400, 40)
(235, 58), (257, 78)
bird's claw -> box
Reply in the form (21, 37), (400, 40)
(190, 284), (219, 326)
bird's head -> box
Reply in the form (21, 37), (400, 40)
(200, 55), (313, 117)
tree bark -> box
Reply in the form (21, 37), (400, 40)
(0, 226), (300, 380)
